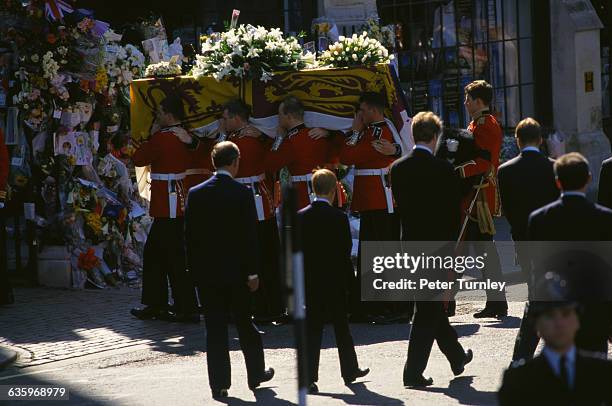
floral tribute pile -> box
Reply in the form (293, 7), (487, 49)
(0, 1), (180, 288)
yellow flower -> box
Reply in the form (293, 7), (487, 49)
(95, 67), (108, 93)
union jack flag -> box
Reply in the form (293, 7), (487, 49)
(45, 0), (74, 22)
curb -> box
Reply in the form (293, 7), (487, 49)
(0, 346), (18, 369)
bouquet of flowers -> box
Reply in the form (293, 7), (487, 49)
(144, 57), (181, 77)
(319, 32), (394, 68)
(192, 24), (310, 82)
(361, 18), (396, 51)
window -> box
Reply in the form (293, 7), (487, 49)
(379, 0), (536, 133)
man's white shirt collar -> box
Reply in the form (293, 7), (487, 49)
(216, 169), (233, 178)
(314, 197), (331, 205)
(413, 145), (433, 154)
(521, 146), (540, 153)
(561, 191), (586, 198)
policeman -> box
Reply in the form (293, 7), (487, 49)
(131, 96), (198, 323)
(339, 92), (403, 322)
(457, 80), (508, 319)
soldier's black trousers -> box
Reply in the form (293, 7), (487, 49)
(251, 218), (283, 319)
(403, 301), (466, 381)
(141, 217), (197, 313)
(463, 219), (508, 306)
(201, 284), (265, 391)
(352, 210), (403, 317)
(307, 300), (359, 383)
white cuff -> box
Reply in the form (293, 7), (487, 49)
(248, 274), (258, 281)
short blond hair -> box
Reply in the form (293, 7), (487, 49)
(312, 169), (337, 195)
(411, 111), (443, 143)
(515, 118), (541, 144)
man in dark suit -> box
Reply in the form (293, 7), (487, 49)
(498, 299), (612, 405)
(391, 111), (473, 388)
(528, 152), (612, 355)
(185, 141), (274, 399)
(298, 169), (369, 394)
(598, 156), (612, 209)
(497, 118), (559, 362)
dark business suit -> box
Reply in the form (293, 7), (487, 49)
(528, 195), (612, 354)
(299, 200), (359, 383)
(497, 149), (559, 361)
(391, 147), (467, 382)
(598, 157), (612, 209)
(498, 351), (612, 406)
(185, 173), (265, 392)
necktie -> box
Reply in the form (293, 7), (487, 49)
(560, 355), (570, 389)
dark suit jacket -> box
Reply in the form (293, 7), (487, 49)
(498, 150), (559, 241)
(598, 157), (612, 210)
(390, 148), (461, 241)
(185, 173), (260, 290)
(498, 352), (612, 406)
(528, 195), (612, 241)
(298, 201), (354, 305)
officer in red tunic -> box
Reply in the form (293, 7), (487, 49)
(457, 80), (507, 319)
(339, 92), (403, 322)
(265, 96), (336, 211)
(217, 100), (284, 322)
(131, 96), (198, 322)
(0, 128), (13, 305)
(184, 137), (214, 192)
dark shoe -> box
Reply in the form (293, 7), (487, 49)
(404, 375), (434, 387)
(130, 306), (162, 320)
(451, 349), (473, 376)
(212, 388), (228, 399)
(308, 382), (319, 394)
(249, 367), (275, 390)
(473, 306), (507, 319)
(344, 368), (370, 385)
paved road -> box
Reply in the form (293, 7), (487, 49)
(0, 285), (552, 405)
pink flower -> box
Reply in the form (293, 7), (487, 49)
(243, 62), (250, 71)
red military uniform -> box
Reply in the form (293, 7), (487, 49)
(184, 138), (214, 192)
(339, 121), (396, 213)
(227, 128), (275, 221)
(266, 124), (334, 210)
(455, 110), (502, 220)
(0, 129), (8, 206)
(133, 127), (191, 218)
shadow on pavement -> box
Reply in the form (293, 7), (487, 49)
(411, 375), (497, 406)
(480, 316), (522, 329)
(454, 323), (481, 337)
(214, 387), (295, 405)
(316, 382), (405, 405)
(0, 369), (106, 406)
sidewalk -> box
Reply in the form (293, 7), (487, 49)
(0, 287), (202, 367)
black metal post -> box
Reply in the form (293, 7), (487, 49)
(280, 184), (307, 406)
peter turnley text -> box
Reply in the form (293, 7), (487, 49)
(372, 278), (507, 292)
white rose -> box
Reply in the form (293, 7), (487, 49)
(352, 54), (358, 61)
